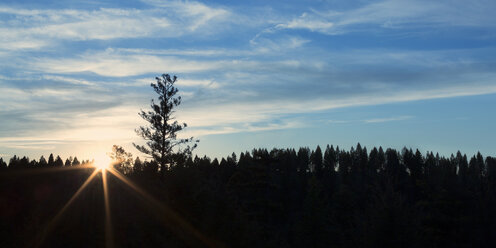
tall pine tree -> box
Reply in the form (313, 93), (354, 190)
(134, 74), (198, 177)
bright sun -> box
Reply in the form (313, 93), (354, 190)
(93, 154), (112, 171)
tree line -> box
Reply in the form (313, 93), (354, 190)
(1, 154), (86, 169)
(1, 145), (496, 247)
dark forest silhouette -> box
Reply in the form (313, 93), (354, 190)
(1, 74), (496, 247)
(2, 146), (496, 247)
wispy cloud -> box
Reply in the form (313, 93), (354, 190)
(5, 145), (56, 151)
(0, 1), (231, 51)
(364, 116), (413, 123)
(31, 49), (226, 76)
(250, 36), (311, 54)
(270, 0), (496, 35)
(42, 75), (96, 86)
(0, 7), (167, 50)
(275, 12), (335, 33)
(141, 0), (230, 31)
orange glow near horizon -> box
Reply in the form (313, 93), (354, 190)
(93, 153), (113, 171)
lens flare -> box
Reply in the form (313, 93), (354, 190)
(93, 153), (112, 171)
(34, 151), (220, 248)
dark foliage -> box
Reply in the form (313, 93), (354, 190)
(1, 145), (496, 247)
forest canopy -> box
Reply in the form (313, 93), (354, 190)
(2, 144), (496, 247)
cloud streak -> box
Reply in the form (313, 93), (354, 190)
(32, 50), (226, 77)
(270, 0), (496, 35)
(0, 1), (231, 51)
(364, 116), (413, 123)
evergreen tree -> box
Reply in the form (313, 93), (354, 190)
(19, 156), (29, 168)
(54, 156), (64, 167)
(48, 153), (55, 167)
(226, 152), (237, 167)
(39, 155), (48, 167)
(323, 145), (337, 172)
(28, 159), (37, 168)
(354, 143), (368, 173)
(377, 147), (386, 172)
(133, 157), (143, 172)
(457, 152), (469, 185)
(134, 74), (198, 177)
(413, 149), (424, 179)
(0, 158), (6, 169)
(212, 158), (220, 167)
(219, 157), (228, 167)
(8, 155), (19, 168)
(297, 147), (310, 173)
(72, 157), (80, 166)
(486, 157), (496, 192)
(311, 145), (323, 175)
(468, 153), (484, 191)
(238, 151), (252, 167)
(64, 158), (72, 167)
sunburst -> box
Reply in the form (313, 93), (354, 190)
(32, 153), (222, 248)
(92, 153), (113, 171)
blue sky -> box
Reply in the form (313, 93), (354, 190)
(1, 0), (495, 161)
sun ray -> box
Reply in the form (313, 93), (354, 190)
(34, 169), (99, 248)
(31, 158), (221, 248)
(106, 168), (224, 248)
(102, 168), (114, 248)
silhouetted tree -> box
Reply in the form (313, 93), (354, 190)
(211, 158), (220, 167)
(238, 151), (253, 167)
(64, 158), (72, 167)
(457, 152), (469, 186)
(54, 155), (64, 167)
(467, 152), (485, 193)
(72, 157), (80, 166)
(134, 74), (198, 177)
(0, 158), (6, 169)
(18, 156), (29, 168)
(109, 145), (133, 174)
(323, 145), (337, 173)
(39, 155), (48, 167)
(48, 153), (54, 167)
(226, 152), (237, 167)
(310, 145), (323, 175)
(8, 155), (19, 168)
(487, 157), (496, 192)
(133, 157), (143, 172)
(297, 147), (310, 173)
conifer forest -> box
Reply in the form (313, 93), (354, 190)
(2, 145), (496, 247)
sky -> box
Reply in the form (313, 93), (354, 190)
(0, 0), (495, 162)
